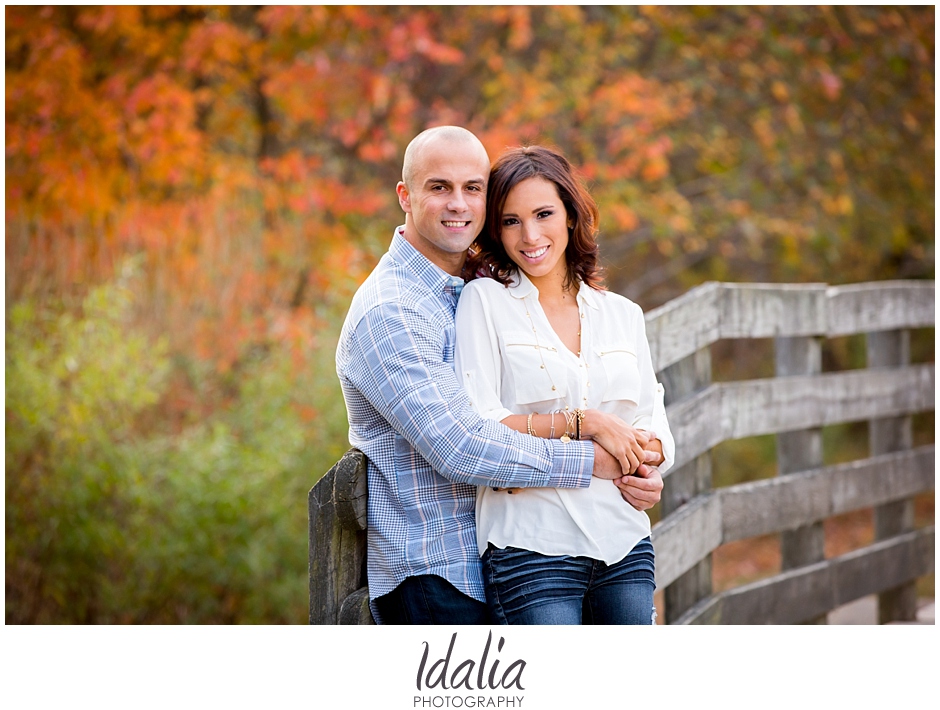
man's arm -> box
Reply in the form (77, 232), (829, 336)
(593, 441), (631, 480)
(344, 300), (602, 489)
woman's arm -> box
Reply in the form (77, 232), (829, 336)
(499, 409), (655, 475)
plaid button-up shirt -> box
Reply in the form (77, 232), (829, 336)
(337, 227), (595, 621)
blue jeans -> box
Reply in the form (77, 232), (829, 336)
(373, 574), (490, 625)
(482, 537), (656, 625)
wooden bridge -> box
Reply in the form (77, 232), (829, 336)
(309, 279), (935, 624)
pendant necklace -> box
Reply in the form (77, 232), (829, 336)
(521, 290), (590, 442)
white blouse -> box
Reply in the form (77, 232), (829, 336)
(454, 272), (675, 564)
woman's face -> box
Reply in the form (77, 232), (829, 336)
(498, 177), (569, 284)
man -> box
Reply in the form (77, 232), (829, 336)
(336, 126), (664, 624)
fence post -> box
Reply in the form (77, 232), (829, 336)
(867, 329), (917, 623)
(774, 335), (827, 624)
(660, 346), (713, 623)
(309, 449), (372, 624)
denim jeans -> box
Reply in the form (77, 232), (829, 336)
(482, 537), (656, 625)
(373, 574), (491, 625)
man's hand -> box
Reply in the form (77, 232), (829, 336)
(591, 441), (626, 480)
(614, 463), (663, 511)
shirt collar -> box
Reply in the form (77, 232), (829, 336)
(388, 226), (465, 298)
(506, 270), (600, 310)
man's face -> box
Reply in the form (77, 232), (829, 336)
(397, 138), (490, 274)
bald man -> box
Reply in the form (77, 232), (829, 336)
(336, 126), (662, 624)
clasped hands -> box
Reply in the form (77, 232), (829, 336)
(583, 409), (664, 512)
(496, 409), (664, 511)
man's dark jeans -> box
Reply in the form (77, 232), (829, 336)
(374, 574), (490, 625)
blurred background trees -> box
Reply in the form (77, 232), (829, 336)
(5, 6), (934, 623)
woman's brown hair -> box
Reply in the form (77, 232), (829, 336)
(466, 145), (605, 291)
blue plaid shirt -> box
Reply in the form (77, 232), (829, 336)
(336, 227), (595, 621)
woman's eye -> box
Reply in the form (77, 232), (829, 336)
(502, 217), (519, 226)
(538, 210), (554, 219)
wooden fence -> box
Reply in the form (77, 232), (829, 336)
(309, 280), (935, 624)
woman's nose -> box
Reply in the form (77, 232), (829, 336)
(521, 222), (539, 242)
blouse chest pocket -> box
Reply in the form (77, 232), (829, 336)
(502, 330), (568, 405)
(595, 344), (641, 404)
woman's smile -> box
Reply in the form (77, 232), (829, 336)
(521, 245), (549, 260)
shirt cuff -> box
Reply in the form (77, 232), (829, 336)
(545, 439), (594, 488)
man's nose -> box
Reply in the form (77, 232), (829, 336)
(447, 190), (468, 213)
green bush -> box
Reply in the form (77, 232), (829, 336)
(6, 263), (348, 623)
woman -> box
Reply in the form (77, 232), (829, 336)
(454, 145), (674, 625)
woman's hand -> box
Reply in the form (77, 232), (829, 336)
(640, 431), (665, 467)
(580, 410), (649, 475)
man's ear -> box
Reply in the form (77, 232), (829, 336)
(396, 182), (412, 213)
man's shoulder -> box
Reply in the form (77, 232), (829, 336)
(345, 258), (446, 334)
(350, 253), (418, 304)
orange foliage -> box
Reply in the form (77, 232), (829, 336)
(6, 5), (934, 378)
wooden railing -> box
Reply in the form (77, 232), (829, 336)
(309, 280), (935, 624)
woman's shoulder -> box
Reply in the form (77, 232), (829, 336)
(590, 286), (644, 318)
(464, 275), (512, 298)
(456, 277), (513, 324)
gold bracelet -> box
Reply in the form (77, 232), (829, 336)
(560, 409), (574, 443)
(549, 411), (556, 439)
(575, 408), (585, 440)
(527, 412), (536, 437)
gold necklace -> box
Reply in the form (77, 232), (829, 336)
(521, 292), (590, 440)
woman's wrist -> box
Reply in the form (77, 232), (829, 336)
(579, 409), (600, 440)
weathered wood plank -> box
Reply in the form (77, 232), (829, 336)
(308, 451), (370, 625)
(647, 281), (934, 372)
(868, 329), (918, 624)
(658, 344), (715, 622)
(646, 281), (721, 372)
(333, 449), (369, 531)
(775, 334), (826, 623)
(659, 347), (713, 507)
(653, 446), (934, 588)
(720, 283), (828, 339)
(828, 281), (935, 337)
(720, 446), (935, 543)
(675, 526), (935, 624)
(723, 365), (934, 437)
(338, 586), (374, 626)
(662, 385), (724, 473)
(666, 364), (934, 469)
(651, 492), (723, 590)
